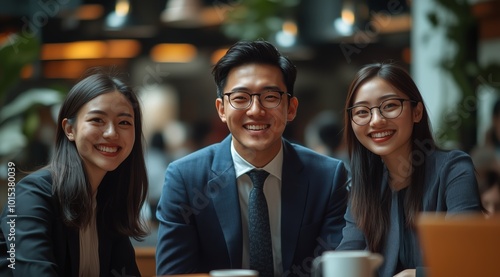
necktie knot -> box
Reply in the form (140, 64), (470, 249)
(247, 169), (269, 189)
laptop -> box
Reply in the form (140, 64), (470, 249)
(417, 212), (500, 277)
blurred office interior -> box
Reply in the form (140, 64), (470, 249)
(1, 0), (499, 183)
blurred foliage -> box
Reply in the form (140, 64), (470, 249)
(0, 33), (40, 106)
(221, 0), (299, 40)
(0, 33), (63, 165)
(427, 0), (500, 151)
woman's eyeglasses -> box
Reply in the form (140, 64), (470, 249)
(347, 98), (417, 126)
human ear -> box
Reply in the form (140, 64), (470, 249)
(215, 98), (227, 123)
(413, 102), (424, 123)
(286, 97), (299, 122)
(62, 118), (75, 141)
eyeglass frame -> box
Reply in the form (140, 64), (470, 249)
(347, 98), (417, 126)
(223, 90), (292, 110)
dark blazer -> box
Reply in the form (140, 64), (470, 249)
(0, 169), (141, 277)
(156, 136), (349, 276)
(337, 149), (483, 277)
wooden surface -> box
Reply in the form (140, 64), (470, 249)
(135, 247), (156, 277)
(134, 247), (210, 277)
(417, 213), (500, 277)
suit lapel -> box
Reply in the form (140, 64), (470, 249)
(210, 136), (243, 268)
(280, 140), (307, 271)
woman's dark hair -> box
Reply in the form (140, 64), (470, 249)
(49, 67), (148, 239)
(343, 62), (436, 252)
(212, 40), (297, 98)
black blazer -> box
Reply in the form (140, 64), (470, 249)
(0, 169), (141, 276)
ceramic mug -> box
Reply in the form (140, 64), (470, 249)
(209, 269), (259, 277)
(312, 250), (383, 277)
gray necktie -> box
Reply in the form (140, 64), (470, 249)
(247, 169), (274, 277)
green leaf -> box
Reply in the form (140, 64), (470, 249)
(0, 33), (40, 105)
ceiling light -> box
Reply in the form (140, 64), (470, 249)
(150, 43), (197, 63)
(161, 0), (203, 27)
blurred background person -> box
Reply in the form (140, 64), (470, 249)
(145, 131), (170, 224)
(471, 98), (500, 216)
(479, 170), (500, 217)
(138, 84), (180, 149)
(304, 110), (349, 171)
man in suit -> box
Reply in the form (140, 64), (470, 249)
(156, 40), (349, 277)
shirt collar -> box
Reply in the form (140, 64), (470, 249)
(231, 137), (283, 181)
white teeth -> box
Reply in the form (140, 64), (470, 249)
(371, 131), (393, 138)
(246, 124), (268, 130)
(96, 145), (118, 153)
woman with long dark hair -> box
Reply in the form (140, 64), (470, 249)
(0, 68), (148, 276)
(338, 62), (483, 277)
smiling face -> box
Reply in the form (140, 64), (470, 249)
(63, 90), (135, 187)
(215, 63), (298, 167)
(350, 77), (423, 161)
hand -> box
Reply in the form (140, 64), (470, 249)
(393, 269), (416, 277)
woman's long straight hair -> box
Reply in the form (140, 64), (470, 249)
(49, 68), (148, 239)
(343, 62), (436, 252)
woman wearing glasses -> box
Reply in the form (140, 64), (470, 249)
(337, 62), (483, 277)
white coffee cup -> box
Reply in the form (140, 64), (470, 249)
(209, 269), (259, 277)
(312, 250), (383, 277)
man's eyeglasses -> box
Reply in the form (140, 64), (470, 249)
(347, 98), (417, 126)
(224, 90), (291, 110)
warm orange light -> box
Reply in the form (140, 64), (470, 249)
(115, 0), (130, 16)
(43, 61), (89, 79)
(41, 40), (141, 60)
(20, 65), (34, 79)
(0, 32), (10, 45)
(43, 60), (127, 79)
(200, 5), (229, 26)
(76, 4), (104, 20)
(211, 48), (229, 65)
(282, 20), (298, 36)
(107, 40), (141, 58)
(150, 43), (197, 63)
(341, 9), (355, 25)
(42, 41), (107, 60)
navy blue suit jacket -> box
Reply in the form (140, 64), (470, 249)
(156, 136), (349, 276)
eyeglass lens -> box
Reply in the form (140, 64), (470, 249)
(227, 91), (284, 109)
(350, 98), (406, 125)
